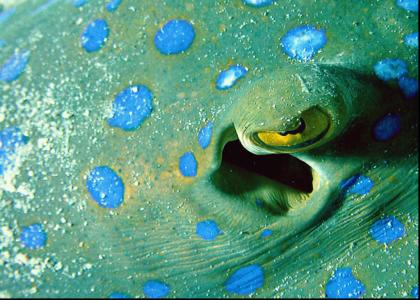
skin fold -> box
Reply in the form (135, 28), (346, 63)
(0, 0), (418, 298)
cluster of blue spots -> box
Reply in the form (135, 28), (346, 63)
(398, 76), (419, 99)
(412, 286), (419, 298)
(325, 267), (365, 298)
(339, 174), (374, 196)
(404, 32), (418, 48)
(0, 50), (30, 82)
(154, 19), (195, 55)
(215, 65), (248, 90)
(280, 25), (327, 61)
(0, 126), (29, 175)
(243, 0), (273, 7)
(73, 0), (87, 7)
(196, 220), (221, 240)
(106, 0), (121, 12)
(109, 292), (131, 298)
(108, 85), (153, 131)
(143, 280), (170, 298)
(260, 229), (272, 238)
(396, 0), (418, 12)
(179, 151), (197, 177)
(373, 58), (407, 81)
(372, 113), (401, 141)
(198, 121), (213, 149)
(225, 265), (264, 295)
(81, 19), (109, 52)
(86, 166), (125, 208)
(0, 7), (15, 24)
(20, 224), (47, 249)
(369, 216), (405, 244)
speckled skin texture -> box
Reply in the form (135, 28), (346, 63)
(0, 0), (418, 298)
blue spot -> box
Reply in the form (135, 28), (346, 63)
(106, 0), (121, 12)
(20, 224), (47, 249)
(0, 7), (15, 24)
(216, 65), (248, 90)
(86, 166), (124, 209)
(369, 216), (405, 244)
(398, 76), (418, 99)
(0, 40), (6, 48)
(340, 174), (374, 196)
(154, 19), (195, 55)
(178, 152), (197, 177)
(325, 267), (365, 298)
(404, 32), (418, 48)
(373, 58), (408, 81)
(412, 286), (419, 298)
(0, 126), (29, 175)
(396, 0), (418, 12)
(108, 85), (153, 131)
(196, 220), (221, 241)
(143, 280), (170, 298)
(373, 113), (401, 141)
(255, 199), (263, 207)
(109, 292), (130, 298)
(243, 0), (273, 7)
(198, 121), (213, 149)
(225, 265), (264, 295)
(260, 229), (272, 238)
(81, 19), (109, 52)
(0, 127), (28, 150)
(280, 25), (327, 61)
(0, 50), (30, 82)
(73, 0), (87, 7)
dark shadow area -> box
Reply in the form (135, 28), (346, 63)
(220, 139), (313, 193)
(312, 70), (419, 159)
(211, 138), (314, 215)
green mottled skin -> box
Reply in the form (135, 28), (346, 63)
(0, 0), (418, 298)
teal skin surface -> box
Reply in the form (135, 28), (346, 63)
(0, 0), (418, 298)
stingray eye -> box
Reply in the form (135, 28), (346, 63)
(253, 107), (330, 152)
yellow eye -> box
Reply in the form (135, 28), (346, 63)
(253, 107), (330, 151)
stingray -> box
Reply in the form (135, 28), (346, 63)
(0, 0), (418, 298)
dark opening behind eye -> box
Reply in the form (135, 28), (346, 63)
(221, 140), (313, 193)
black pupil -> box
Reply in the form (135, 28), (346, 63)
(279, 118), (306, 136)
